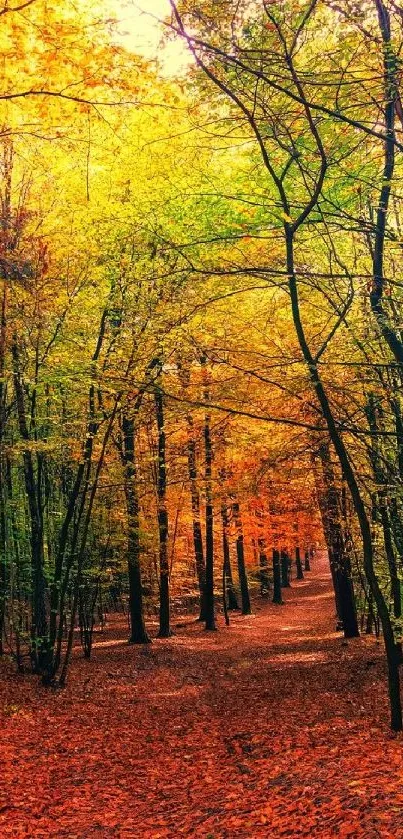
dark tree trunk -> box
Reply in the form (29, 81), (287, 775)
(255, 507), (270, 595)
(122, 415), (151, 645)
(304, 550), (311, 571)
(186, 417), (206, 621)
(314, 442), (359, 639)
(203, 376), (216, 631)
(295, 546), (304, 580)
(381, 505), (401, 626)
(12, 335), (47, 673)
(155, 386), (171, 638)
(232, 501), (251, 615)
(6, 457), (23, 671)
(272, 549), (283, 605)
(58, 402), (117, 686)
(366, 590), (375, 635)
(222, 558), (230, 627)
(258, 538), (270, 596)
(221, 503), (238, 610)
(0, 459), (6, 656)
(369, 0), (403, 364)
(366, 393), (402, 658)
(281, 550), (291, 588)
(46, 309), (109, 682)
(0, 171), (10, 658)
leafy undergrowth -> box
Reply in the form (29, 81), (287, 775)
(1, 555), (403, 838)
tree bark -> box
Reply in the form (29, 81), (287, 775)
(295, 546), (304, 580)
(232, 501), (251, 615)
(155, 385), (171, 638)
(281, 550), (291, 588)
(272, 549), (283, 605)
(203, 380), (216, 631)
(186, 416), (207, 620)
(221, 502), (238, 610)
(370, 0), (403, 364)
(314, 441), (359, 639)
(12, 335), (47, 673)
(122, 415), (151, 644)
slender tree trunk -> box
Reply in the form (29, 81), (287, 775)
(6, 457), (23, 670)
(204, 385), (216, 630)
(255, 508), (270, 595)
(122, 415), (151, 644)
(370, 0), (403, 364)
(0, 458), (6, 656)
(46, 309), (109, 681)
(366, 590), (375, 635)
(58, 404), (117, 686)
(155, 385), (171, 638)
(232, 501), (251, 615)
(381, 505), (402, 627)
(186, 416), (207, 620)
(222, 557), (230, 626)
(0, 281), (7, 656)
(314, 442), (359, 638)
(221, 503), (238, 610)
(295, 546), (304, 580)
(281, 549), (290, 588)
(12, 335), (47, 672)
(365, 394), (402, 651)
(258, 538), (270, 596)
(272, 549), (283, 605)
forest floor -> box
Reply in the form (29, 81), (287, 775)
(1, 553), (403, 838)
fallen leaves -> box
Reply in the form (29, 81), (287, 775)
(0, 553), (402, 837)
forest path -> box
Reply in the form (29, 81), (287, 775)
(1, 552), (403, 838)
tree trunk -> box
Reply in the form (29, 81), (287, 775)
(221, 503), (238, 610)
(232, 501), (251, 615)
(314, 442), (359, 639)
(186, 416), (207, 621)
(155, 386), (171, 638)
(369, 0), (403, 364)
(272, 549), (283, 605)
(258, 537), (270, 596)
(281, 550), (291, 588)
(222, 557), (230, 626)
(46, 309), (109, 682)
(366, 590), (375, 635)
(255, 507), (270, 595)
(0, 458), (6, 656)
(203, 379), (216, 631)
(12, 335), (47, 673)
(381, 505), (402, 629)
(295, 546), (304, 580)
(122, 415), (151, 644)
(0, 281), (6, 656)
(366, 394), (401, 653)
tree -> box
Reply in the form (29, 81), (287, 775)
(169, 0), (403, 729)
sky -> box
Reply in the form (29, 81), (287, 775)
(111, 0), (191, 74)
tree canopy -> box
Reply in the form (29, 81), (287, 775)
(1, 2), (403, 834)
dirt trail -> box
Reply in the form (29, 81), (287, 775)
(1, 552), (403, 838)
